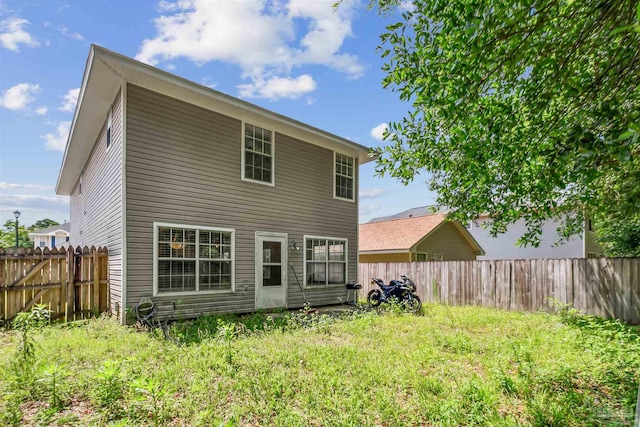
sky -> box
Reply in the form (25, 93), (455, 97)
(0, 0), (437, 229)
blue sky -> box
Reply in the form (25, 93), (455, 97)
(0, 0), (436, 229)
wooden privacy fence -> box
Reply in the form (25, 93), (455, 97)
(0, 246), (109, 323)
(359, 258), (640, 324)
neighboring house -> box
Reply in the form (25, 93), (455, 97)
(470, 215), (603, 260)
(359, 213), (485, 263)
(28, 223), (71, 249)
(370, 206), (603, 260)
(55, 45), (372, 323)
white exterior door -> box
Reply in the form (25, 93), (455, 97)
(255, 232), (287, 309)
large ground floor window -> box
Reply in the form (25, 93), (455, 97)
(304, 236), (347, 286)
(154, 223), (234, 295)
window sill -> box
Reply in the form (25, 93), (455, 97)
(333, 195), (355, 203)
(241, 177), (275, 187)
(153, 289), (235, 298)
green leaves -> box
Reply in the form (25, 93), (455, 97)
(366, 0), (640, 247)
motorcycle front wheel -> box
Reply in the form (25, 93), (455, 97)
(405, 294), (422, 313)
(367, 289), (383, 307)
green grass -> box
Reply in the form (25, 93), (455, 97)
(0, 305), (638, 426)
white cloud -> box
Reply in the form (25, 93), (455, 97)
(359, 204), (380, 216)
(35, 106), (48, 115)
(238, 74), (316, 100)
(59, 25), (84, 41)
(0, 83), (40, 110)
(360, 188), (386, 199)
(370, 123), (388, 141)
(59, 88), (80, 112)
(0, 18), (39, 51)
(42, 121), (71, 151)
(306, 97), (315, 106)
(0, 182), (54, 192)
(136, 0), (363, 100)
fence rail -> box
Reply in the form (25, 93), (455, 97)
(0, 246), (109, 323)
(359, 258), (640, 324)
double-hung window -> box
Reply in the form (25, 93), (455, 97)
(334, 153), (354, 200)
(243, 123), (273, 184)
(154, 223), (234, 295)
(304, 237), (347, 286)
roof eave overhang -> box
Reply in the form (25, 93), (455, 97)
(56, 45), (373, 195)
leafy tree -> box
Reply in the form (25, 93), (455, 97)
(29, 219), (59, 231)
(357, 0), (640, 248)
(0, 220), (33, 249)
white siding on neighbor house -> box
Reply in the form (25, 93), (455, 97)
(69, 90), (124, 313)
(125, 84), (358, 319)
(470, 217), (585, 259)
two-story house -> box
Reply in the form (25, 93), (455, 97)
(55, 45), (372, 323)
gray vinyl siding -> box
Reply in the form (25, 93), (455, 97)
(69, 91), (123, 312)
(471, 217), (584, 260)
(413, 223), (477, 260)
(125, 84), (357, 318)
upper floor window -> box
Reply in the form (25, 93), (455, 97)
(79, 172), (83, 195)
(334, 153), (354, 201)
(106, 109), (112, 149)
(242, 123), (273, 185)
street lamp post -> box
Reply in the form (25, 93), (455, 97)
(13, 210), (20, 248)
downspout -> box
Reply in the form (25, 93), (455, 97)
(120, 80), (128, 325)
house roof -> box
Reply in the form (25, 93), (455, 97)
(56, 45), (374, 195)
(360, 213), (447, 252)
(368, 205), (444, 223)
(28, 222), (71, 236)
(359, 213), (484, 255)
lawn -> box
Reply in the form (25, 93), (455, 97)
(0, 304), (638, 426)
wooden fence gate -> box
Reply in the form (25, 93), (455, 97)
(0, 246), (109, 324)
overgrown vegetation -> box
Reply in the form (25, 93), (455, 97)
(0, 304), (638, 426)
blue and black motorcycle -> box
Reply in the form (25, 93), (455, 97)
(367, 275), (422, 312)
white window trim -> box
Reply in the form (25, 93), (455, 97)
(152, 222), (236, 297)
(333, 152), (355, 202)
(303, 235), (348, 288)
(241, 121), (275, 186)
(106, 108), (113, 151)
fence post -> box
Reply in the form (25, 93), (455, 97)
(66, 249), (75, 321)
(92, 249), (100, 317)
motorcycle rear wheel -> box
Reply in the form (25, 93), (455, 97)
(367, 289), (383, 307)
(405, 294), (422, 313)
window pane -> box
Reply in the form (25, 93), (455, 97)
(306, 239), (327, 261)
(263, 265), (281, 286)
(328, 263), (345, 284)
(329, 241), (345, 261)
(306, 262), (326, 285)
(263, 241), (281, 263)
